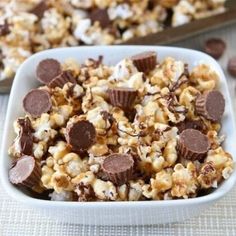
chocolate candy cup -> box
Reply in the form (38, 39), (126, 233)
(108, 87), (137, 110)
(131, 51), (157, 73)
(9, 156), (41, 188)
(36, 58), (62, 85)
(18, 117), (34, 155)
(102, 153), (134, 186)
(48, 70), (77, 88)
(65, 120), (96, 152)
(176, 118), (204, 134)
(227, 57), (236, 77)
(195, 90), (225, 122)
(178, 129), (210, 161)
(204, 38), (226, 59)
(23, 89), (52, 118)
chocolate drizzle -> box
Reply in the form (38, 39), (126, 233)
(88, 55), (103, 68)
(169, 75), (188, 92)
(163, 92), (188, 114)
(76, 182), (95, 202)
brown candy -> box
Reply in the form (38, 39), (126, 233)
(30, 1), (48, 19)
(176, 119), (204, 134)
(195, 90), (225, 122)
(204, 38), (226, 60)
(65, 120), (96, 151)
(131, 51), (157, 73)
(9, 156), (41, 188)
(178, 129), (210, 161)
(48, 70), (77, 88)
(18, 118), (34, 155)
(23, 89), (52, 118)
(108, 87), (137, 110)
(0, 20), (10, 36)
(102, 153), (134, 186)
(227, 57), (236, 77)
(36, 59), (62, 85)
(90, 9), (110, 29)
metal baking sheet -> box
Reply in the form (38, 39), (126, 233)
(0, 0), (236, 93)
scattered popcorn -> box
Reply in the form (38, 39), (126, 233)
(0, 0), (226, 80)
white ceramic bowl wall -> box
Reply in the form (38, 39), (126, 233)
(1, 46), (236, 225)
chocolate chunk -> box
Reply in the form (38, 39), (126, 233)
(102, 153), (134, 185)
(48, 70), (77, 88)
(108, 87), (137, 110)
(177, 129), (210, 161)
(227, 57), (236, 77)
(176, 119), (204, 134)
(65, 120), (96, 151)
(9, 156), (41, 188)
(23, 89), (52, 117)
(204, 38), (226, 59)
(18, 118), (34, 155)
(131, 51), (157, 73)
(90, 9), (110, 29)
(36, 59), (62, 85)
(30, 1), (48, 19)
(0, 20), (10, 36)
(195, 90), (225, 122)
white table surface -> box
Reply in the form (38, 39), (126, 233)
(0, 24), (236, 236)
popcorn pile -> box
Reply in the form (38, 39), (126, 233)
(0, 0), (226, 80)
(8, 50), (234, 201)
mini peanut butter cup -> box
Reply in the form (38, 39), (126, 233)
(102, 153), (134, 186)
(227, 57), (236, 77)
(23, 89), (52, 118)
(176, 118), (204, 134)
(107, 87), (137, 110)
(195, 90), (225, 122)
(9, 156), (41, 188)
(36, 59), (62, 85)
(204, 38), (226, 59)
(18, 118), (34, 155)
(48, 70), (77, 88)
(177, 129), (210, 161)
(131, 51), (157, 73)
(65, 120), (96, 151)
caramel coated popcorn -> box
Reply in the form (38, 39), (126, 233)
(0, 0), (226, 80)
(8, 50), (234, 202)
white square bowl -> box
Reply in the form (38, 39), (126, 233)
(1, 46), (236, 226)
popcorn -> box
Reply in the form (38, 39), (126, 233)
(0, 0), (227, 80)
(197, 162), (217, 189)
(9, 53), (233, 201)
(41, 8), (71, 44)
(190, 64), (219, 92)
(206, 147), (234, 181)
(171, 163), (198, 198)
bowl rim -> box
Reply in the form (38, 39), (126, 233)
(1, 45), (236, 209)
